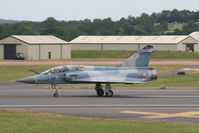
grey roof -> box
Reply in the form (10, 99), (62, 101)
(11, 35), (68, 44)
(70, 35), (188, 44)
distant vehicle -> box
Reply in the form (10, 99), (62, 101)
(177, 71), (186, 75)
(16, 45), (157, 97)
(15, 53), (24, 60)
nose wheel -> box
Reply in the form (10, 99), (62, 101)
(51, 84), (58, 97)
(53, 92), (58, 97)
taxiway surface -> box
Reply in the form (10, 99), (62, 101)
(0, 83), (199, 124)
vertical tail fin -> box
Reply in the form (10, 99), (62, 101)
(119, 45), (153, 68)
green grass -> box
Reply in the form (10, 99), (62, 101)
(151, 64), (184, 73)
(72, 50), (199, 59)
(0, 65), (56, 83)
(0, 109), (199, 133)
(0, 65), (183, 84)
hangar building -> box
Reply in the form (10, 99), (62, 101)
(0, 35), (71, 60)
(70, 34), (199, 52)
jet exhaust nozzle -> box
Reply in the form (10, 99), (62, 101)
(151, 70), (158, 80)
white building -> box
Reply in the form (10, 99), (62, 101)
(70, 32), (199, 52)
(0, 35), (71, 60)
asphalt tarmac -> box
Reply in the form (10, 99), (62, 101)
(0, 83), (199, 124)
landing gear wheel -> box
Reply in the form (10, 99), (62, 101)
(97, 89), (104, 97)
(105, 90), (113, 97)
(53, 92), (58, 97)
(51, 84), (59, 97)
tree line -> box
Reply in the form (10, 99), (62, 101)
(0, 9), (199, 41)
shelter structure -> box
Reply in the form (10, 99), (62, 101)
(70, 34), (198, 52)
(0, 35), (71, 60)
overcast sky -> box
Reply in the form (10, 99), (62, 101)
(0, 0), (198, 21)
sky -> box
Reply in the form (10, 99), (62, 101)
(0, 0), (199, 21)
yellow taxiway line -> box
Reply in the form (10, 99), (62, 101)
(120, 111), (199, 119)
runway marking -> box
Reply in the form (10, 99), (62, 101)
(120, 111), (199, 119)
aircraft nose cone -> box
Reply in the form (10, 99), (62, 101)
(16, 76), (36, 84)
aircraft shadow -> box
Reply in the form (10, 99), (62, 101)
(58, 95), (194, 99)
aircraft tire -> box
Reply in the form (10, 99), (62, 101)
(53, 93), (58, 97)
(97, 89), (104, 97)
(105, 90), (113, 97)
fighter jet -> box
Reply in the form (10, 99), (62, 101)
(17, 45), (157, 97)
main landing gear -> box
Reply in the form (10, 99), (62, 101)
(95, 83), (113, 97)
(51, 84), (58, 97)
(51, 83), (113, 97)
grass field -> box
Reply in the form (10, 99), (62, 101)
(0, 65), (56, 83)
(72, 50), (199, 60)
(0, 65), (184, 84)
(0, 109), (198, 133)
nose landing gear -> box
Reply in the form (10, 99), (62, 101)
(51, 84), (58, 97)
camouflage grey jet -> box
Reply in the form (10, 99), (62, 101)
(17, 45), (157, 97)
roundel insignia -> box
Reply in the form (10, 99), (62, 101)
(141, 72), (148, 78)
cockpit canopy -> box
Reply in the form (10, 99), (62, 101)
(41, 65), (86, 75)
